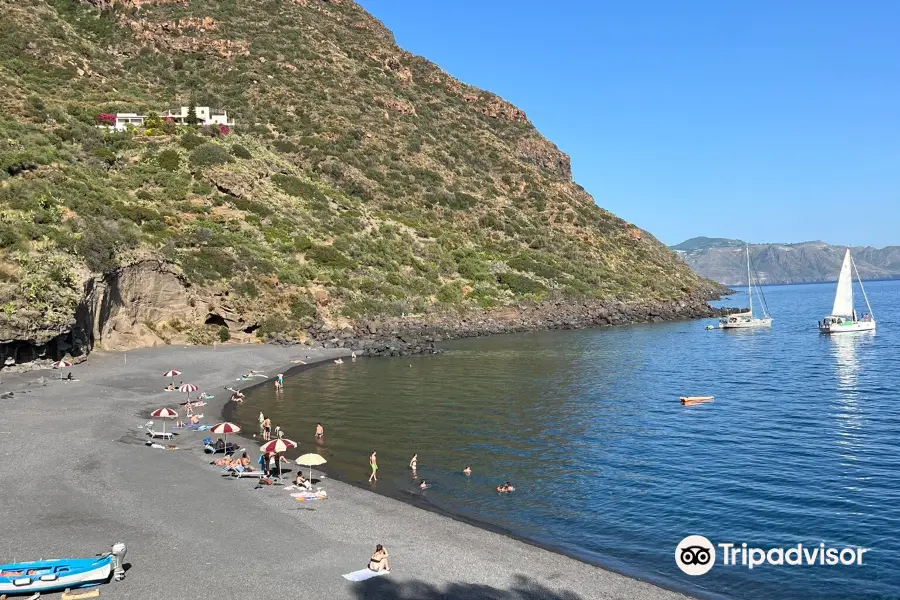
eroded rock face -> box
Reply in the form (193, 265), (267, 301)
(92, 261), (202, 351)
(517, 137), (572, 181)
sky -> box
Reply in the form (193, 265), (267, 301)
(357, 1), (900, 248)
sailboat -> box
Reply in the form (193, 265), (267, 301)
(819, 249), (875, 333)
(718, 245), (773, 329)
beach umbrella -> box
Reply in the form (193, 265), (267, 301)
(178, 383), (199, 402)
(295, 452), (326, 480)
(259, 438), (296, 478)
(211, 422), (240, 451)
(163, 370), (182, 386)
(53, 360), (73, 380)
(150, 407), (178, 436)
(259, 438), (297, 454)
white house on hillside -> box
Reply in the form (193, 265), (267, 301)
(161, 106), (235, 127)
(112, 113), (147, 131)
(103, 107), (235, 131)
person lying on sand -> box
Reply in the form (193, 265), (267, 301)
(368, 544), (391, 572)
(165, 383), (175, 391)
(496, 481), (515, 493)
(213, 455), (234, 467)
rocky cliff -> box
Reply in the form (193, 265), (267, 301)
(0, 0), (725, 367)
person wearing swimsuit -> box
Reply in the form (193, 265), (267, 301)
(262, 416), (271, 441)
(369, 451), (378, 482)
(368, 544), (390, 572)
(315, 423), (324, 439)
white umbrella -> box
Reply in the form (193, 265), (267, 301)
(210, 422), (240, 452)
(150, 407), (178, 435)
(295, 452), (326, 480)
(53, 360), (73, 380)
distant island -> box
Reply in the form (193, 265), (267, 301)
(672, 237), (900, 285)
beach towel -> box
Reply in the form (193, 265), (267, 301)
(342, 569), (389, 582)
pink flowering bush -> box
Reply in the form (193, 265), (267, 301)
(97, 113), (116, 125)
(218, 124), (230, 135)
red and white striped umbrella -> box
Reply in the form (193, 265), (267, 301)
(178, 383), (199, 400)
(211, 422), (241, 449)
(53, 360), (73, 380)
(163, 370), (182, 384)
(259, 438), (297, 454)
(150, 407), (178, 435)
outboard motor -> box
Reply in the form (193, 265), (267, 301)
(111, 542), (127, 581)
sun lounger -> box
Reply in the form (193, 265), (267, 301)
(224, 467), (264, 478)
(146, 430), (175, 440)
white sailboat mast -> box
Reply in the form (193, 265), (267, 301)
(746, 245), (753, 317)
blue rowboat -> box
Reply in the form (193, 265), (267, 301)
(0, 543), (126, 595)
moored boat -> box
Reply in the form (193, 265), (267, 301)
(0, 543), (126, 595)
(718, 245), (773, 329)
(819, 249), (875, 334)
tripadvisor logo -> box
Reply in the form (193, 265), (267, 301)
(675, 536), (869, 575)
(676, 535), (715, 575)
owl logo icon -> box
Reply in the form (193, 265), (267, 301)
(676, 535), (715, 575)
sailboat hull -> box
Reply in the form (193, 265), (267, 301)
(819, 320), (875, 334)
(719, 317), (773, 329)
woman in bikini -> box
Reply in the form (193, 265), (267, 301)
(368, 544), (391, 572)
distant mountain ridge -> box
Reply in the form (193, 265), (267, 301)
(672, 237), (900, 285)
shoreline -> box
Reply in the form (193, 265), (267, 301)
(219, 336), (714, 600)
(0, 342), (697, 600)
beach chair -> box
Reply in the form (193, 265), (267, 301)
(146, 430), (175, 440)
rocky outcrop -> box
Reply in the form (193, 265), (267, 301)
(517, 137), (572, 181)
(297, 294), (735, 358)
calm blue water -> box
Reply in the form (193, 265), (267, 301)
(238, 280), (900, 599)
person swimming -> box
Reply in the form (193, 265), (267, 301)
(496, 481), (515, 493)
(315, 422), (324, 439)
(463, 465), (472, 476)
(409, 454), (417, 471)
(419, 480), (428, 489)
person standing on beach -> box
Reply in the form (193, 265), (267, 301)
(315, 423), (324, 440)
(262, 416), (271, 441)
(369, 451), (378, 482)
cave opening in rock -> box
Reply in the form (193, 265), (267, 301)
(243, 324), (259, 334)
(205, 314), (228, 327)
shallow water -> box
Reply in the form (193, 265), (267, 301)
(237, 280), (900, 599)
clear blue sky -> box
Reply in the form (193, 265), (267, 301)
(357, 1), (900, 247)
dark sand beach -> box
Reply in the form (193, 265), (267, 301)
(0, 344), (690, 599)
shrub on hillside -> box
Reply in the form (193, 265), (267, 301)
(273, 139), (299, 154)
(305, 245), (354, 269)
(272, 174), (326, 201)
(497, 272), (546, 295)
(157, 149), (181, 171)
(189, 144), (233, 169)
(179, 133), (205, 150)
(231, 144), (252, 159)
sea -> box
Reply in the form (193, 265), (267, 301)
(236, 280), (900, 599)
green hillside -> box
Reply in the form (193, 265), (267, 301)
(0, 0), (721, 348)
